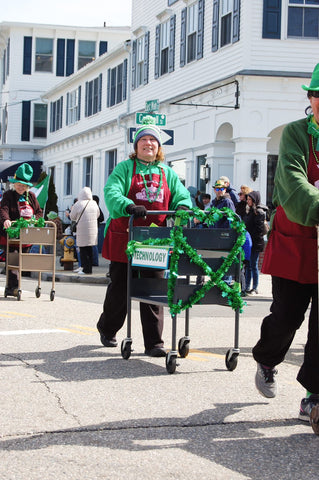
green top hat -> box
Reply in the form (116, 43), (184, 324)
(9, 163), (33, 187)
(302, 63), (319, 92)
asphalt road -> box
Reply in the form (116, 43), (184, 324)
(1, 273), (318, 480)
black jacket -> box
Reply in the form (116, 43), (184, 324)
(243, 191), (265, 252)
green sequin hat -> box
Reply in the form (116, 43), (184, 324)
(302, 63), (319, 92)
(9, 162), (33, 186)
(133, 116), (162, 149)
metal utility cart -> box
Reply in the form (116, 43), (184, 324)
(122, 210), (243, 374)
(5, 221), (57, 301)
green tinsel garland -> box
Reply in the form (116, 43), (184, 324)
(126, 207), (247, 314)
(5, 217), (46, 238)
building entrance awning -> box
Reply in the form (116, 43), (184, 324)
(0, 161), (42, 183)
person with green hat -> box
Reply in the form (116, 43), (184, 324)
(97, 118), (192, 357)
(0, 162), (42, 294)
(252, 64), (319, 431)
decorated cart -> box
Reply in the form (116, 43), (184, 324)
(123, 208), (247, 374)
(5, 218), (56, 301)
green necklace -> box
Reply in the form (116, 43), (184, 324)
(136, 159), (163, 203)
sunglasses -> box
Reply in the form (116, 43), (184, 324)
(214, 187), (225, 191)
(309, 91), (319, 98)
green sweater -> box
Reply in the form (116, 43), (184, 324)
(273, 117), (319, 226)
(103, 158), (192, 232)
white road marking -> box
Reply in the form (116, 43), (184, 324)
(0, 329), (69, 335)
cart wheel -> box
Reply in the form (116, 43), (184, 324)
(178, 337), (190, 358)
(166, 353), (177, 374)
(35, 286), (41, 298)
(121, 339), (132, 360)
(17, 290), (22, 301)
(50, 290), (55, 301)
(225, 349), (238, 371)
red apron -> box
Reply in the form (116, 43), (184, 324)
(262, 136), (318, 284)
(102, 162), (171, 263)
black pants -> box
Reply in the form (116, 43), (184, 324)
(97, 261), (164, 350)
(252, 276), (319, 393)
(79, 246), (93, 274)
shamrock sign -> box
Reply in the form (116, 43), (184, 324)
(126, 207), (247, 314)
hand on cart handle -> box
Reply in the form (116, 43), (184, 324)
(126, 204), (147, 218)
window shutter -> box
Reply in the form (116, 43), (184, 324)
(123, 59), (128, 100)
(180, 7), (187, 67)
(143, 31), (150, 84)
(66, 39), (75, 76)
(23, 36), (32, 75)
(50, 102), (53, 133)
(197, 0), (205, 59)
(21, 100), (31, 141)
(98, 73), (102, 111)
(78, 86), (81, 121)
(56, 39), (65, 77)
(169, 15), (176, 73)
(99, 41), (108, 55)
(85, 81), (89, 117)
(131, 39), (137, 90)
(7, 38), (10, 76)
(154, 24), (160, 79)
(107, 69), (111, 107)
(232, 0), (240, 43)
(212, 0), (219, 52)
(60, 96), (63, 129)
(262, 0), (281, 39)
(66, 92), (69, 126)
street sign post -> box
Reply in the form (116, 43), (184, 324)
(135, 112), (166, 126)
(129, 127), (174, 146)
(145, 99), (159, 112)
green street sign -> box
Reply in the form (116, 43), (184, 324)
(145, 99), (159, 112)
(136, 112), (166, 126)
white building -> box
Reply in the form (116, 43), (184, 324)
(1, 1), (317, 217)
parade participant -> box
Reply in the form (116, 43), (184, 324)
(253, 64), (319, 426)
(0, 163), (42, 293)
(209, 179), (235, 228)
(97, 121), (192, 357)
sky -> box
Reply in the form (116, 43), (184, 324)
(1, 0), (132, 27)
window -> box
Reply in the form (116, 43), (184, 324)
(212, 0), (240, 51)
(85, 75), (102, 117)
(64, 162), (73, 196)
(155, 16), (176, 77)
(66, 87), (81, 125)
(136, 37), (145, 86)
(180, 1), (204, 67)
(221, 0), (232, 47)
(161, 20), (170, 74)
(187, 3), (198, 62)
(35, 38), (53, 72)
(132, 33), (149, 89)
(107, 60), (128, 107)
(105, 149), (117, 182)
(78, 40), (96, 70)
(50, 97), (63, 132)
(288, 0), (319, 38)
(33, 104), (47, 138)
(83, 156), (93, 189)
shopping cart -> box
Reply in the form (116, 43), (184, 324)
(5, 221), (57, 301)
(122, 210), (244, 374)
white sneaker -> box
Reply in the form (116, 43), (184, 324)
(74, 267), (83, 274)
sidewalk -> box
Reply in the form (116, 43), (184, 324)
(0, 253), (273, 296)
